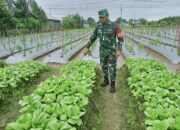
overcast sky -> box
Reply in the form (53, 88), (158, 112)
(35, 0), (180, 21)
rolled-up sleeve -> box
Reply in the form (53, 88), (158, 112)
(87, 27), (98, 49)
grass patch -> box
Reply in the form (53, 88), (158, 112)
(118, 65), (145, 130)
(79, 68), (103, 130)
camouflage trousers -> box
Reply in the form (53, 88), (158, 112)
(100, 47), (117, 82)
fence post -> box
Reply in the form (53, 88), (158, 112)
(71, 31), (73, 50)
(86, 29), (88, 43)
(7, 32), (13, 55)
(23, 33), (26, 56)
(178, 29), (180, 56)
(61, 31), (64, 58)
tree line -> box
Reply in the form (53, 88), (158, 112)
(1, 0), (179, 35)
(0, 0), (47, 35)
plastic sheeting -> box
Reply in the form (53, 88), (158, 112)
(6, 42), (60, 64)
(126, 31), (178, 47)
(122, 42), (153, 59)
(43, 39), (88, 64)
(126, 34), (180, 64)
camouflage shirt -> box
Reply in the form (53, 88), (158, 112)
(87, 20), (123, 51)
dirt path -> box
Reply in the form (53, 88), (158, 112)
(72, 47), (128, 130)
(100, 56), (127, 130)
(101, 86), (126, 130)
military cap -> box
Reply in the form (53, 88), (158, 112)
(98, 9), (109, 18)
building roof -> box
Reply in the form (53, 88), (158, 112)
(47, 14), (61, 21)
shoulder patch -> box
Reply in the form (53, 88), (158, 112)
(110, 22), (117, 35)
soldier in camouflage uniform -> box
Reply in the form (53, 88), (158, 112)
(84, 9), (124, 93)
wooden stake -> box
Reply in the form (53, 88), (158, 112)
(178, 29), (180, 56)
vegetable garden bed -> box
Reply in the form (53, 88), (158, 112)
(122, 37), (153, 59)
(0, 61), (48, 101)
(5, 60), (102, 130)
(121, 58), (180, 130)
(0, 60), (7, 68)
(126, 33), (180, 64)
(43, 36), (89, 64)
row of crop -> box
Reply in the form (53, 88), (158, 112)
(126, 27), (178, 42)
(0, 61), (48, 101)
(125, 58), (180, 130)
(6, 60), (96, 130)
(0, 29), (92, 59)
(0, 60), (7, 68)
(125, 31), (178, 47)
(0, 30), (88, 52)
(5, 31), (91, 64)
(122, 40), (152, 59)
(43, 35), (90, 64)
(125, 32), (180, 64)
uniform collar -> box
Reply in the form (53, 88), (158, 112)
(102, 20), (110, 25)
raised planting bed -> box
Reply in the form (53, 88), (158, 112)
(126, 34), (180, 64)
(0, 60), (48, 101)
(43, 36), (89, 64)
(5, 60), (102, 130)
(122, 38), (153, 60)
(121, 58), (180, 130)
(0, 60), (7, 68)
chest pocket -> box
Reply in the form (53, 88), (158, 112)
(97, 27), (114, 42)
(106, 28), (114, 38)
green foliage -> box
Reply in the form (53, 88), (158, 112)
(0, 0), (17, 32)
(137, 43), (144, 49)
(30, 0), (47, 22)
(14, 0), (46, 31)
(157, 16), (180, 26)
(149, 40), (160, 46)
(0, 60), (48, 101)
(125, 45), (134, 53)
(16, 18), (43, 31)
(0, 0), (47, 33)
(127, 16), (180, 27)
(125, 58), (180, 130)
(61, 13), (84, 29)
(115, 17), (127, 24)
(14, 0), (29, 18)
(6, 60), (97, 130)
(138, 18), (147, 25)
(0, 60), (7, 68)
(87, 17), (96, 27)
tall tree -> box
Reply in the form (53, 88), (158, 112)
(14, 0), (30, 18)
(29, 0), (47, 22)
(87, 17), (96, 27)
(61, 13), (84, 29)
(138, 18), (147, 25)
(0, 0), (17, 33)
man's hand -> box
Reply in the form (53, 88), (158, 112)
(116, 50), (122, 57)
(84, 48), (89, 56)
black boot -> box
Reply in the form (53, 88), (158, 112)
(100, 77), (109, 87)
(110, 81), (116, 93)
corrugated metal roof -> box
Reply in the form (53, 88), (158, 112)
(46, 14), (61, 21)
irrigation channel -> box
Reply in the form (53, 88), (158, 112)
(0, 28), (179, 130)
